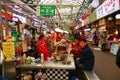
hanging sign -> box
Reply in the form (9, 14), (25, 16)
(96, 0), (120, 19)
(13, 13), (26, 23)
(89, 10), (97, 24)
(40, 6), (56, 16)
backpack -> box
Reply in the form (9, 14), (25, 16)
(116, 48), (120, 68)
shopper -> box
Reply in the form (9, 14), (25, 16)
(99, 31), (107, 51)
(36, 34), (51, 61)
(116, 47), (120, 68)
(77, 39), (94, 71)
(93, 32), (98, 46)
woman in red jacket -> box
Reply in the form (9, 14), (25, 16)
(36, 34), (51, 61)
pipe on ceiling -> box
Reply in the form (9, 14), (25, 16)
(10, 0), (36, 14)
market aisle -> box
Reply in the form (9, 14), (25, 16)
(92, 47), (120, 80)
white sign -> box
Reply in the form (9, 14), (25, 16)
(13, 13), (27, 23)
(89, 0), (99, 8)
(33, 20), (40, 27)
(96, 0), (120, 19)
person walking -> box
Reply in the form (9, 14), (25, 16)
(99, 31), (107, 51)
(93, 32), (98, 46)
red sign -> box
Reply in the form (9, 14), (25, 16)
(81, 12), (88, 20)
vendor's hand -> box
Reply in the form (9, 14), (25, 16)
(76, 57), (80, 61)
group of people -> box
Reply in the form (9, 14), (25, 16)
(36, 31), (95, 72)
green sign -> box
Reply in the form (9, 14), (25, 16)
(89, 10), (97, 24)
(40, 6), (56, 16)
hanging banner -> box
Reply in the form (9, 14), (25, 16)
(89, 10), (97, 24)
(40, 6), (56, 16)
(96, 0), (120, 19)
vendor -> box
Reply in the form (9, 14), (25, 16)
(56, 33), (67, 46)
(70, 38), (83, 60)
(36, 34), (51, 61)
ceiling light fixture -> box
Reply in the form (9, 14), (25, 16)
(115, 14), (120, 19)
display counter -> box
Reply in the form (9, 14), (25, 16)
(16, 56), (75, 80)
(16, 56), (75, 69)
(16, 63), (43, 68)
(44, 57), (75, 80)
(43, 57), (75, 70)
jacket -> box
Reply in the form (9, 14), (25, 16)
(79, 45), (94, 71)
(36, 38), (51, 60)
(99, 34), (107, 44)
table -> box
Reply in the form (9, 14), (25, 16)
(16, 57), (75, 80)
(16, 63), (43, 68)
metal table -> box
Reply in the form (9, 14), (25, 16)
(16, 57), (75, 80)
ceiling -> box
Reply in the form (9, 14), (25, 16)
(1, 0), (90, 28)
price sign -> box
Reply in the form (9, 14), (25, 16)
(2, 42), (15, 61)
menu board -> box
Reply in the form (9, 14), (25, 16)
(2, 42), (15, 61)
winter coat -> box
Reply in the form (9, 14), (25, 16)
(99, 34), (107, 45)
(36, 38), (51, 60)
(79, 45), (94, 71)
